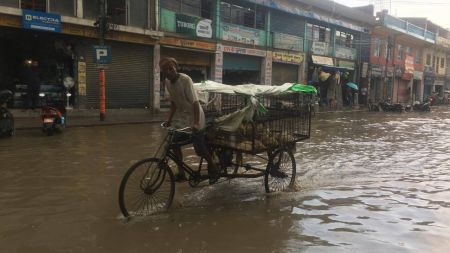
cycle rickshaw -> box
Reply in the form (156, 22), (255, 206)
(119, 82), (315, 217)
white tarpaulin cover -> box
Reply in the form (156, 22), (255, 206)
(193, 81), (309, 132)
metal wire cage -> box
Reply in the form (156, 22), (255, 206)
(203, 92), (313, 154)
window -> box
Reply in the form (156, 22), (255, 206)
(306, 23), (331, 43)
(397, 44), (403, 60)
(108, 0), (126, 25)
(336, 31), (354, 48)
(21, 0), (46, 11)
(0, 0), (19, 8)
(373, 38), (381, 57)
(49, 0), (75, 16)
(129, 0), (148, 28)
(162, 0), (213, 19)
(415, 49), (421, 64)
(221, 0), (265, 29)
(405, 46), (411, 55)
(432, 55), (436, 68)
(83, 0), (99, 20)
(426, 54), (431, 65)
(441, 57), (445, 68)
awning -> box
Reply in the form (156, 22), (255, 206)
(311, 55), (334, 67)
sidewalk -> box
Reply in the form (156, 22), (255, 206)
(12, 106), (368, 129)
(12, 108), (169, 129)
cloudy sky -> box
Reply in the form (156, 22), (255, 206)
(333, 0), (450, 29)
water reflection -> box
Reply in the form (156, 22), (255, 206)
(0, 109), (450, 252)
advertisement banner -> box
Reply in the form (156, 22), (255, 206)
(22, 9), (61, 33)
(273, 51), (304, 64)
(404, 55), (414, 74)
(176, 14), (212, 38)
(273, 33), (303, 51)
(222, 23), (261, 45)
(311, 41), (328, 55)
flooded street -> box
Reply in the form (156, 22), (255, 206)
(1, 108), (450, 252)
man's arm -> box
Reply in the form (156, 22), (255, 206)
(166, 101), (177, 126)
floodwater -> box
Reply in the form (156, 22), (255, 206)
(1, 108), (450, 253)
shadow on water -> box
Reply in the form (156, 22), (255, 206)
(1, 108), (450, 252)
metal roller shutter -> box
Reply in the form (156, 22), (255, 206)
(85, 41), (153, 109)
(272, 63), (298, 85)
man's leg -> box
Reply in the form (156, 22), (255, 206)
(172, 145), (187, 180)
(192, 130), (219, 184)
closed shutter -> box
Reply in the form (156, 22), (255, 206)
(272, 62), (298, 85)
(85, 41), (153, 109)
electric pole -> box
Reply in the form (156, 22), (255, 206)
(98, 0), (106, 121)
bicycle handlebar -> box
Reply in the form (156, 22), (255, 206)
(160, 122), (192, 134)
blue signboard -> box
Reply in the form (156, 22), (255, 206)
(22, 9), (61, 33)
(93, 46), (112, 64)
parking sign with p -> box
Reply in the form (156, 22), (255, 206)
(93, 45), (112, 65)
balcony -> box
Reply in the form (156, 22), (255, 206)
(382, 15), (436, 43)
(437, 36), (450, 49)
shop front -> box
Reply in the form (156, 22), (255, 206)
(423, 70), (436, 101)
(0, 26), (78, 109)
(272, 51), (304, 85)
(412, 71), (423, 102)
(370, 66), (383, 102)
(221, 45), (265, 85)
(160, 37), (216, 83)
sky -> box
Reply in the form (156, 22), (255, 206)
(333, 0), (450, 29)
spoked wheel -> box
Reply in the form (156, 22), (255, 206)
(264, 148), (296, 193)
(119, 158), (175, 217)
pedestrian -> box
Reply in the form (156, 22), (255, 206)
(23, 60), (41, 110)
(159, 57), (219, 184)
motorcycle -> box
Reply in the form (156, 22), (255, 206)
(412, 101), (431, 112)
(379, 101), (404, 112)
(39, 87), (67, 136)
(0, 90), (14, 137)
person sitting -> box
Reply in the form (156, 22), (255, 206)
(160, 57), (219, 185)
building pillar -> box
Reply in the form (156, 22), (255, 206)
(153, 44), (161, 111)
(76, 0), (83, 18)
(262, 51), (272, 85)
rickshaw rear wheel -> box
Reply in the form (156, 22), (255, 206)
(264, 148), (296, 193)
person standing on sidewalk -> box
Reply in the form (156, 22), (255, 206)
(159, 57), (219, 185)
(23, 61), (41, 110)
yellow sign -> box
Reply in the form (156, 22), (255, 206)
(161, 37), (216, 51)
(273, 51), (304, 64)
(77, 62), (87, 96)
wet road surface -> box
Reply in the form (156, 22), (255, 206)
(1, 108), (450, 252)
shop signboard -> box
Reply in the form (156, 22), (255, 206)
(176, 14), (212, 39)
(413, 71), (423, 80)
(404, 55), (414, 74)
(273, 32), (303, 51)
(361, 62), (369, 78)
(221, 23), (262, 46)
(22, 9), (61, 33)
(273, 51), (304, 64)
(160, 37), (216, 51)
(337, 60), (355, 70)
(265, 52), (273, 85)
(222, 45), (266, 57)
(371, 66), (383, 77)
(311, 41), (328, 55)
(77, 62), (87, 96)
(335, 46), (355, 60)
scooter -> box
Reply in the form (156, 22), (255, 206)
(0, 90), (14, 137)
(40, 91), (66, 136)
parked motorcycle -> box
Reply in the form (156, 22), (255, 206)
(379, 101), (404, 112)
(0, 90), (14, 137)
(412, 101), (431, 112)
(40, 89), (66, 136)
